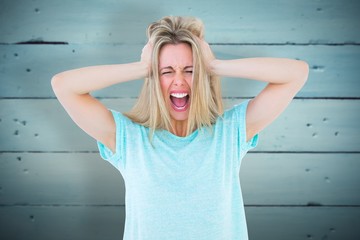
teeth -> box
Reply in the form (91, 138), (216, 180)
(170, 93), (188, 98)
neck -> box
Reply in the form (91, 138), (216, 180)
(170, 119), (188, 137)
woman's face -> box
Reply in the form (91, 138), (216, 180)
(158, 43), (193, 122)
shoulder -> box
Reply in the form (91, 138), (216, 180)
(213, 100), (250, 130)
(222, 100), (250, 121)
(108, 110), (148, 140)
(110, 110), (139, 126)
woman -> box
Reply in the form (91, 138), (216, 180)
(52, 16), (309, 240)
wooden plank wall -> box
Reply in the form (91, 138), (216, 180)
(1, 0), (359, 239)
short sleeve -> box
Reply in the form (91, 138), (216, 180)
(235, 100), (259, 159)
(97, 110), (125, 171)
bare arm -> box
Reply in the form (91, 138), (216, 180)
(52, 43), (152, 152)
(211, 58), (309, 141)
(202, 42), (309, 141)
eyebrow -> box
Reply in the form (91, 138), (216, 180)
(159, 66), (193, 71)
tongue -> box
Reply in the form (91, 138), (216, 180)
(170, 96), (188, 107)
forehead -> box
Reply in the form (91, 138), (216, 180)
(158, 43), (193, 68)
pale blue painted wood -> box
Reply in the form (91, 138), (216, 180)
(0, 153), (125, 205)
(0, 0), (359, 44)
(1, 44), (359, 98)
(0, 206), (125, 240)
(0, 153), (359, 205)
(0, 0), (359, 239)
(241, 153), (360, 205)
(0, 99), (359, 152)
(0, 206), (359, 240)
(246, 207), (360, 240)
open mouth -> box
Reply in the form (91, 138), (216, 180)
(170, 92), (190, 111)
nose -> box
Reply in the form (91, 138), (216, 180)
(173, 71), (186, 86)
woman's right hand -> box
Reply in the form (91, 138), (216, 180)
(52, 43), (152, 153)
(141, 41), (153, 73)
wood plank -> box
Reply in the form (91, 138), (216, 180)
(0, 0), (359, 44)
(1, 44), (359, 98)
(241, 153), (360, 205)
(0, 153), (125, 205)
(246, 207), (360, 240)
(0, 206), (125, 240)
(0, 206), (359, 240)
(0, 153), (359, 206)
(0, 99), (358, 152)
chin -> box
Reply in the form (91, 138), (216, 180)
(170, 112), (189, 122)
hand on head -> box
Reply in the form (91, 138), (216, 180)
(141, 41), (153, 73)
(196, 37), (215, 74)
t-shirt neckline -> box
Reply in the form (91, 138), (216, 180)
(155, 128), (200, 143)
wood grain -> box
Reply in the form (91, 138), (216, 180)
(0, 206), (358, 240)
(1, 45), (359, 98)
(0, 0), (359, 44)
(0, 0), (359, 239)
(0, 99), (358, 152)
(0, 153), (359, 206)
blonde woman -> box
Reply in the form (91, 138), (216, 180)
(52, 16), (309, 240)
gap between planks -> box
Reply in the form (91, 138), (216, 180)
(1, 204), (359, 208)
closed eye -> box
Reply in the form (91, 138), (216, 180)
(184, 66), (193, 74)
(161, 71), (173, 75)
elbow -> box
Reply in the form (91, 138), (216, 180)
(298, 60), (310, 84)
(51, 73), (68, 97)
(292, 60), (309, 89)
(51, 74), (62, 95)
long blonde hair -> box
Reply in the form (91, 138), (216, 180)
(125, 16), (223, 138)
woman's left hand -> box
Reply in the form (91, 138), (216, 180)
(198, 38), (216, 74)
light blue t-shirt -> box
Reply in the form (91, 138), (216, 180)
(98, 100), (258, 240)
